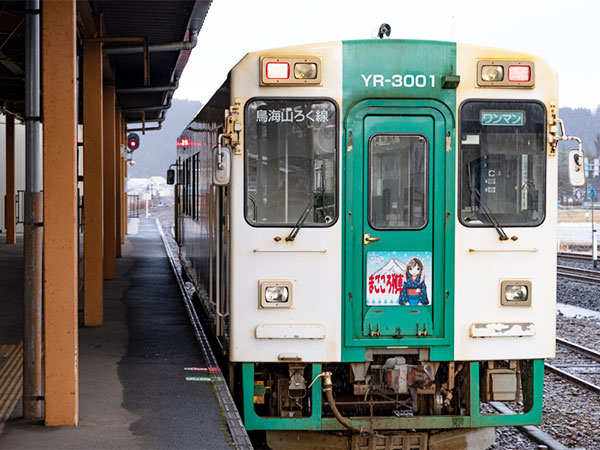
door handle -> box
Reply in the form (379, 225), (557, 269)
(364, 233), (380, 245)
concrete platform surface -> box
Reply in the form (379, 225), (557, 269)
(0, 219), (232, 449)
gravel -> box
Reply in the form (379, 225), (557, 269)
(542, 376), (600, 449)
(539, 313), (600, 449)
(558, 256), (600, 313)
(488, 427), (540, 449)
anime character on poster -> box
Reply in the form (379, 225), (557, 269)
(399, 257), (429, 306)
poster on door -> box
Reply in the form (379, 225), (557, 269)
(366, 251), (432, 306)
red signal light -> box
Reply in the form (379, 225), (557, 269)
(127, 133), (140, 151)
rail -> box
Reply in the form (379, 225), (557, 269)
(545, 337), (600, 395)
(556, 337), (600, 363)
(488, 402), (568, 450)
(556, 265), (600, 285)
(557, 252), (592, 262)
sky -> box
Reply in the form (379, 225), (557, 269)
(175, 0), (598, 110)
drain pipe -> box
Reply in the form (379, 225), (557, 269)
(116, 82), (178, 95)
(88, 36), (149, 85)
(23, 0), (43, 420)
(126, 123), (164, 132)
(104, 30), (198, 55)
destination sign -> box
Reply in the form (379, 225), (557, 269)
(480, 111), (524, 126)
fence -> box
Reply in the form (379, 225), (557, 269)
(127, 194), (140, 218)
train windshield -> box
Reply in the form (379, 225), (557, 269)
(369, 134), (428, 229)
(245, 99), (337, 227)
(459, 100), (546, 227)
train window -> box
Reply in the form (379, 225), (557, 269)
(185, 159), (189, 216)
(368, 134), (428, 229)
(245, 98), (337, 227)
(184, 159), (189, 216)
(194, 154), (199, 221)
(459, 100), (546, 227)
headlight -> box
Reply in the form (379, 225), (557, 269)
(505, 284), (528, 302)
(294, 63), (318, 79)
(265, 286), (289, 303)
(259, 280), (294, 308)
(500, 280), (531, 306)
(481, 65), (504, 82)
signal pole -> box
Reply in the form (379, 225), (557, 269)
(592, 187), (597, 268)
(591, 181), (598, 268)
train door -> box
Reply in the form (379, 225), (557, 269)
(215, 184), (230, 349)
(345, 106), (447, 342)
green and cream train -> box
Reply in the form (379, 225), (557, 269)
(172, 38), (582, 448)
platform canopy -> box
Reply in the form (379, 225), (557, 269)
(0, 0), (211, 128)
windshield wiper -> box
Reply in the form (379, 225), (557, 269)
(470, 187), (509, 241)
(467, 164), (510, 241)
(286, 199), (314, 241)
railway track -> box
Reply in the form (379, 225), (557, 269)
(488, 336), (600, 449)
(545, 337), (600, 395)
(488, 402), (568, 450)
(557, 251), (592, 262)
(556, 264), (600, 285)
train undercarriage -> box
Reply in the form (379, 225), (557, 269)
(242, 356), (543, 450)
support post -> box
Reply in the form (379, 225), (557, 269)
(5, 114), (15, 244)
(83, 40), (104, 326)
(115, 107), (122, 257)
(122, 140), (126, 242)
(24, 0), (43, 421)
(42, 0), (78, 426)
(102, 85), (116, 278)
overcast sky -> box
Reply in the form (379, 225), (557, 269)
(175, 0), (598, 110)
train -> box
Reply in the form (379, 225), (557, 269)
(169, 35), (584, 449)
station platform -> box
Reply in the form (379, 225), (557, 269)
(0, 218), (233, 449)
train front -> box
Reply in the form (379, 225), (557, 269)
(224, 39), (559, 447)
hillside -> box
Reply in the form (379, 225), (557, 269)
(128, 99), (202, 178)
(559, 107), (600, 158)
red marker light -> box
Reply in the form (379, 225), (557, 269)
(266, 62), (289, 79)
(176, 138), (193, 147)
(508, 65), (531, 82)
